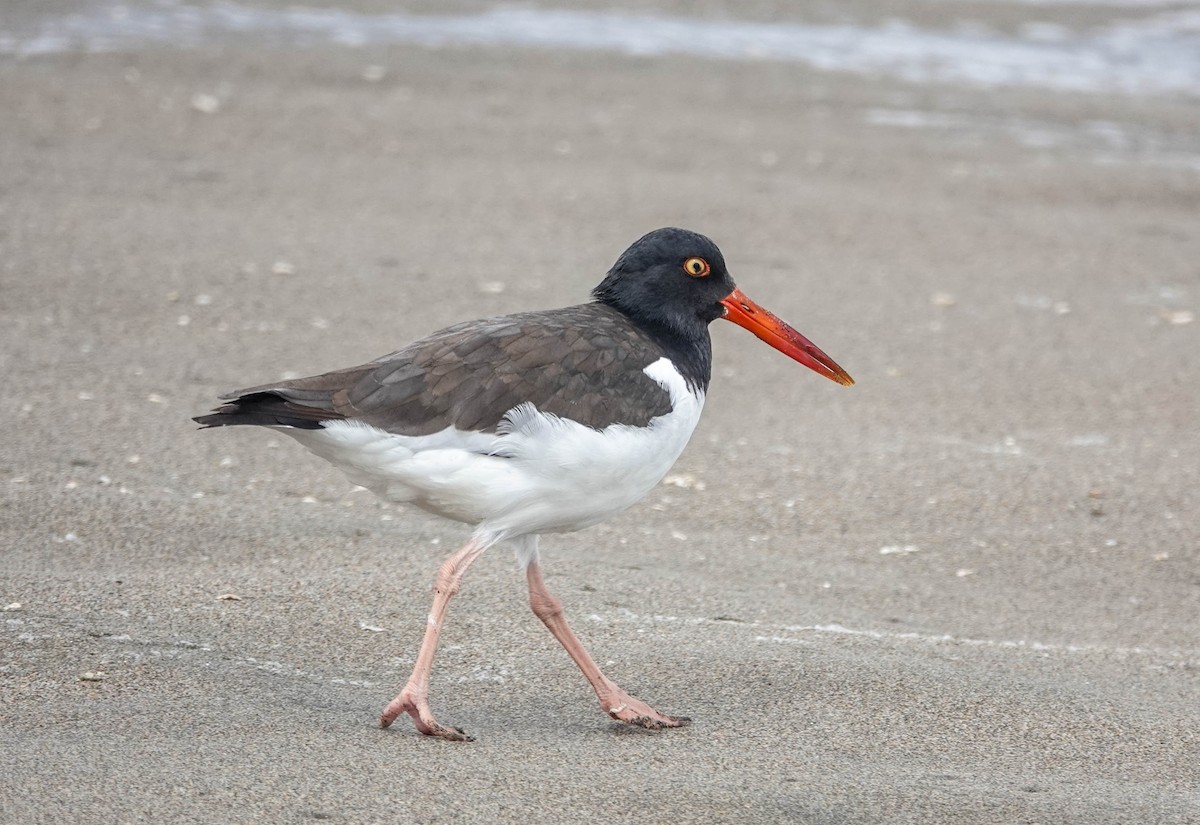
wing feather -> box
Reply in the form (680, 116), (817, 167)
(194, 303), (676, 435)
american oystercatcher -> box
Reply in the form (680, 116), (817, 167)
(195, 227), (853, 740)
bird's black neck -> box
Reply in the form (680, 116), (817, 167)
(597, 301), (713, 394)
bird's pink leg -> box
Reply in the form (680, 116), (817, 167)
(526, 560), (689, 730)
(380, 538), (486, 741)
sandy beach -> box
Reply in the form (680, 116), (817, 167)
(2, 2), (1198, 822)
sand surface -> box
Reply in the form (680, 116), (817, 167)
(2, 3), (1198, 823)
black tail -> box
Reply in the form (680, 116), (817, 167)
(193, 391), (339, 430)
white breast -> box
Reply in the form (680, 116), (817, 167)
(282, 357), (704, 542)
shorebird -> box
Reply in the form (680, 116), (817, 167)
(195, 227), (853, 740)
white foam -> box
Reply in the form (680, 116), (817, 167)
(4, 3), (1199, 98)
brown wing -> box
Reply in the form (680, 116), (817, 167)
(194, 303), (675, 434)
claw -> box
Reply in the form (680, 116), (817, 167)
(627, 714), (692, 730)
(380, 687), (473, 742)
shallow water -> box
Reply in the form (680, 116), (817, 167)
(4, 1), (1200, 99)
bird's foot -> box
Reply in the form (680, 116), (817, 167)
(600, 688), (690, 730)
(379, 685), (473, 742)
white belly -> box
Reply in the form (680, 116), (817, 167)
(282, 357), (704, 541)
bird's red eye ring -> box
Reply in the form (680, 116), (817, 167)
(683, 257), (710, 278)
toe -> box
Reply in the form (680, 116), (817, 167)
(628, 714), (689, 730)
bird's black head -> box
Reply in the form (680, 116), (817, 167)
(592, 228), (736, 342)
(592, 227), (857, 390)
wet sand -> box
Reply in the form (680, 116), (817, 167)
(2, 8), (1198, 824)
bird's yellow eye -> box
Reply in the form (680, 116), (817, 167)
(683, 257), (710, 278)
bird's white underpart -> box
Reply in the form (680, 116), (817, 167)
(282, 357), (704, 550)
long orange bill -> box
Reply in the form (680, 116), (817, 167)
(719, 287), (854, 386)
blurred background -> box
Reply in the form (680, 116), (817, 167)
(2, 1), (1198, 822)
